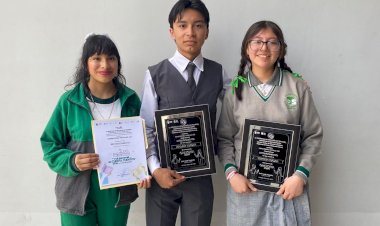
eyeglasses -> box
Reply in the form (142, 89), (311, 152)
(248, 40), (281, 51)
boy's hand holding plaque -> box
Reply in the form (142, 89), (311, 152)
(155, 104), (216, 178)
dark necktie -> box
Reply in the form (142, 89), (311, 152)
(186, 62), (196, 93)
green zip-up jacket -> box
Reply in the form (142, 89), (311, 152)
(40, 83), (141, 215)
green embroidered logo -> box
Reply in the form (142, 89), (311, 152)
(230, 75), (248, 94)
(285, 94), (298, 109)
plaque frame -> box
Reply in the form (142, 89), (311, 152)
(155, 104), (216, 177)
(239, 119), (301, 192)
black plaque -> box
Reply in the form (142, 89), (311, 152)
(155, 104), (216, 177)
(239, 119), (300, 192)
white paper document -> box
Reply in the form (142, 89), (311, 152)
(91, 116), (148, 189)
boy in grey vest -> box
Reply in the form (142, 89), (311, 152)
(140, 1), (230, 225)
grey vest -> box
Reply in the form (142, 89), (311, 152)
(149, 58), (223, 153)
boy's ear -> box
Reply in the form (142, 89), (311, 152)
(169, 28), (175, 40)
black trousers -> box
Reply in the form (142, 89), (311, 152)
(146, 175), (214, 226)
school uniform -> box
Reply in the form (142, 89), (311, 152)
(140, 50), (230, 226)
(217, 65), (323, 226)
(41, 83), (140, 226)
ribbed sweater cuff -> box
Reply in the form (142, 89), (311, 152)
(294, 166), (310, 184)
(224, 163), (238, 179)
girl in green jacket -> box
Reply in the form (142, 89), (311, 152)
(41, 34), (150, 226)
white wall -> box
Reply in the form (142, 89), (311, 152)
(1, 0), (379, 225)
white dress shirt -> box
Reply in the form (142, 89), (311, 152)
(257, 83), (274, 97)
(140, 50), (231, 174)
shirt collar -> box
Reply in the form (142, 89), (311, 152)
(245, 63), (283, 87)
(172, 50), (204, 73)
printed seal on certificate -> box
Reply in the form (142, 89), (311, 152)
(155, 104), (216, 178)
(239, 119), (301, 192)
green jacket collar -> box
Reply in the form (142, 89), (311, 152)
(66, 83), (136, 112)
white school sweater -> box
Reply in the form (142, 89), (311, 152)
(217, 67), (323, 183)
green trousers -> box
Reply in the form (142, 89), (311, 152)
(61, 171), (130, 226)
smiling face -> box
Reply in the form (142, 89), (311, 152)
(169, 8), (209, 61)
(246, 28), (280, 72)
(87, 53), (118, 87)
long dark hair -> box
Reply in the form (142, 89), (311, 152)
(66, 34), (126, 90)
(236, 21), (292, 100)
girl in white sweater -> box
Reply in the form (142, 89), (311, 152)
(217, 20), (323, 226)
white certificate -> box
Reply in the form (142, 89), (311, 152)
(91, 116), (148, 189)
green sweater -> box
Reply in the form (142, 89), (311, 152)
(40, 83), (141, 215)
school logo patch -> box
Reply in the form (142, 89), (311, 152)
(285, 94), (298, 109)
